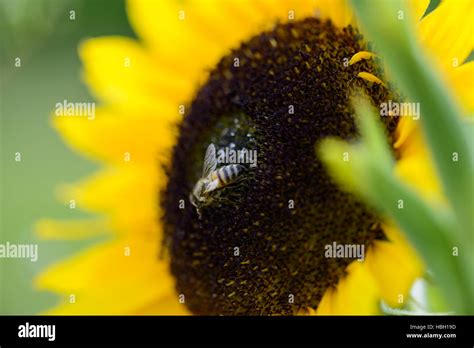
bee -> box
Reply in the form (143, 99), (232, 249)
(190, 143), (245, 217)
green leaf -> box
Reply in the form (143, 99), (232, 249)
(318, 99), (474, 313)
(351, 0), (474, 242)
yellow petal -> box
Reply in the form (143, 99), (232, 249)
(53, 107), (178, 165)
(183, 0), (354, 63)
(448, 61), (474, 114)
(126, 0), (222, 81)
(418, 0), (474, 71)
(36, 238), (175, 314)
(79, 36), (193, 107)
(126, 0), (355, 86)
(35, 218), (110, 240)
(314, 284), (335, 314)
(394, 115), (418, 149)
(47, 291), (189, 315)
(184, 0), (268, 54)
(313, 0), (355, 28)
(366, 225), (424, 308)
(407, 0), (430, 22)
(394, 120), (444, 203)
(59, 165), (162, 238)
(316, 261), (380, 315)
(244, 0), (331, 24)
(132, 292), (191, 315)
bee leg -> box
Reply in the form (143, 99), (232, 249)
(215, 195), (236, 206)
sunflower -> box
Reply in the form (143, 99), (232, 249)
(35, 0), (472, 315)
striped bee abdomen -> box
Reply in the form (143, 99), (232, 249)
(215, 164), (244, 186)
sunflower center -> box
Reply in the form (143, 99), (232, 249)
(163, 18), (399, 315)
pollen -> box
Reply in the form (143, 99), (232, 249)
(358, 71), (386, 86)
(349, 50), (375, 65)
(163, 18), (400, 315)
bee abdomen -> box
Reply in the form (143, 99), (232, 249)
(217, 164), (243, 185)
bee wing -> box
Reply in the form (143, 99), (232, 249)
(204, 179), (220, 193)
(202, 143), (217, 178)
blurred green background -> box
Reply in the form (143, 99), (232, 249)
(0, 0), (134, 314)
